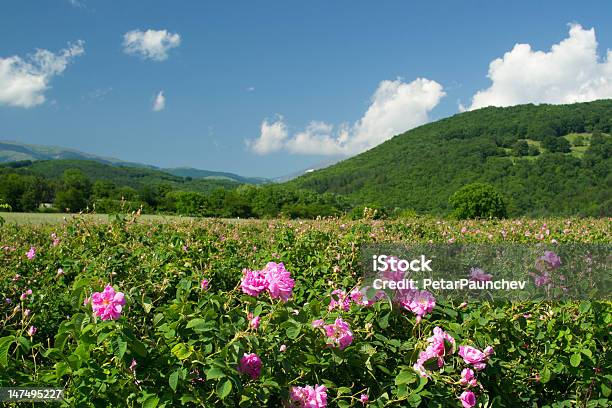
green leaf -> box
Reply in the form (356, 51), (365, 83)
(216, 379), (232, 399)
(142, 395), (159, 408)
(171, 343), (192, 360)
(0, 336), (15, 367)
(602, 382), (611, 398)
(378, 312), (390, 329)
(206, 367), (225, 380)
(570, 353), (581, 367)
(395, 369), (416, 385)
(169, 370), (179, 392)
(115, 336), (127, 359)
(286, 322), (301, 339)
(186, 318), (207, 330)
(540, 367), (551, 383)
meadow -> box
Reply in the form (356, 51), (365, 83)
(0, 214), (610, 407)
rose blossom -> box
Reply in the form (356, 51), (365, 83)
(263, 262), (295, 302)
(323, 318), (353, 350)
(329, 289), (351, 311)
(459, 390), (477, 408)
(537, 250), (561, 270)
(398, 289), (436, 319)
(247, 312), (260, 329)
(312, 319), (324, 328)
(458, 345), (493, 370)
(238, 353), (262, 380)
(240, 268), (268, 297)
(460, 368), (478, 387)
(91, 285), (126, 320)
(469, 267), (492, 282)
(290, 384), (327, 408)
(26, 247), (36, 260)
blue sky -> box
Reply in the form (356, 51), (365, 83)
(1, 1), (611, 178)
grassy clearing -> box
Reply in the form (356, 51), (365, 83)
(0, 212), (196, 225)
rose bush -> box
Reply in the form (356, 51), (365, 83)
(0, 215), (610, 407)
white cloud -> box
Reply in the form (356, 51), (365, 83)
(68, 0), (85, 8)
(123, 29), (181, 61)
(465, 24), (612, 110)
(247, 78), (445, 156)
(246, 117), (288, 154)
(0, 41), (84, 108)
(153, 91), (165, 111)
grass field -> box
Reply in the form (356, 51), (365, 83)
(0, 212), (196, 225)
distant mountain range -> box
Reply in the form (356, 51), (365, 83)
(0, 140), (269, 184)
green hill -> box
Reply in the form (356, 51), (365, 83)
(289, 100), (612, 217)
(0, 141), (268, 184)
(1, 159), (239, 194)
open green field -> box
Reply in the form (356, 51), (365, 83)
(1, 215), (610, 407)
(0, 212), (196, 225)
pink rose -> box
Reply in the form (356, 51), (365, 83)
(460, 368), (478, 387)
(458, 345), (491, 370)
(238, 353), (262, 380)
(263, 262), (295, 302)
(240, 269), (268, 297)
(323, 318), (353, 350)
(91, 285), (126, 320)
(459, 390), (477, 408)
(290, 384), (327, 408)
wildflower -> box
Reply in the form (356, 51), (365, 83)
(91, 285), (126, 320)
(459, 390), (477, 408)
(329, 289), (351, 311)
(51, 233), (60, 246)
(27, 326), (37, 337)
(533, 272), (551, 287)
(323, 318), (353, 350)
(247, 312), (260, 329)
(263, 262), (295, 302)
(427, 326), (456, 355)
(24, 309), (30, 316)
(360, 394), (369, 404)
(280, 344), (287, 352)
(458, 345), (493, 370)
(200, 278), (209, 290)
(398, 289), (436, 319)
(238, 353), (262, 380)
(536, 250), (562, 271)
(469, 267), (492, 282)
(312, 319), (324, 328)
(26, 247), (36, 260)
(129, 359), (137, 372)
(20, 289), (32, 301)
(290, 384), (327, 408)
(57, 268), (65, 277)
(240, 268), (268, 297)
(460, 368), (478, 387)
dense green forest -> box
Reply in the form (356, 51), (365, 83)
(0, 160), (349, 218)
(291, 100), (612, 217)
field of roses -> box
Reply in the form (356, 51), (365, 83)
(1, 215), (611, 407)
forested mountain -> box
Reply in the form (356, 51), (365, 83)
(290, 100), (612, 217)
(0, 141), (266, 184)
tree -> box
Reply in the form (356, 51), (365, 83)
(542, 136), (571, 153)
(511, 140), (529, 157)
(54, 169), (91, 212)
(449, 183), (507, 219)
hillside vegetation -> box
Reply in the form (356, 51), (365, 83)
(291, 100), (612, 217)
